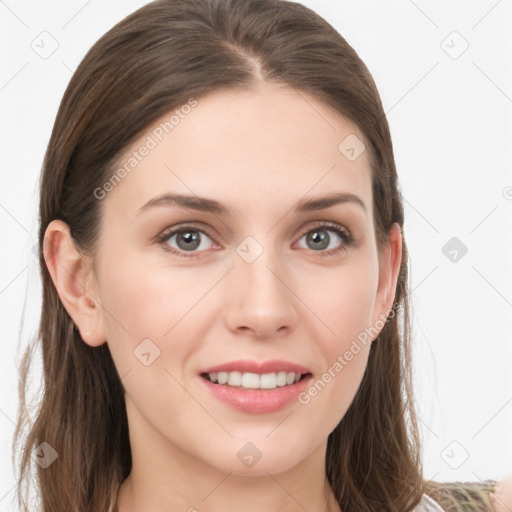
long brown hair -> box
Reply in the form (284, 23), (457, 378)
(13, 0), (439, 510)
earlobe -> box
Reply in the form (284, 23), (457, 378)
(370, 222), (403, 339)
(43, 219), (106, 347)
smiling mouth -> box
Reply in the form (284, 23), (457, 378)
(200, 371), (312, 391)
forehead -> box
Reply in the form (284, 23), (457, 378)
(104, 82), (373, 220)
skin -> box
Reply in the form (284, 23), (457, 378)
(491, 475), (512, 512)
(44, 81), (402, 512)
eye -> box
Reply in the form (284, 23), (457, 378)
(156, 225), (217, 258)
(156, 221), (355, 258)
(296, 222), (354, 256)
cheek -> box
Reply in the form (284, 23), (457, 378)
(99, 256), (213, 345)
(301, 261), (377, 350)
(294, 263), (376, 427)
(98, 261), (205, 426)
(97, 260), (172, 375)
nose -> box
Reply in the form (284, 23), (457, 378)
(223, 242), (298, 339)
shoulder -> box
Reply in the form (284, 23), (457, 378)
(490, 475), (512, 512)
(412, 493), (446, 512)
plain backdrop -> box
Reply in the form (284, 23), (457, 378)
(1, 1), (511, 510)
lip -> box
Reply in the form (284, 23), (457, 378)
(199, 373), (313, 414)
(200, 359), (311, 375)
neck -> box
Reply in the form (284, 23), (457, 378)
(118, 473), (340, 512)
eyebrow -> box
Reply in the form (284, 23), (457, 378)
(136, 192), (367, 217)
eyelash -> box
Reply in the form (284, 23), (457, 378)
(155, 222), (355, 259)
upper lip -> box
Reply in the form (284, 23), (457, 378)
(201, 359), (311, 375)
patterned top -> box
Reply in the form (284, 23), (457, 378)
(414, 493), (446, 511)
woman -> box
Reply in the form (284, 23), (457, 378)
(13, 0), (501, 510)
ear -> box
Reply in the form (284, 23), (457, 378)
(370, 222), (403, 340)
(42, 219), (106, 347)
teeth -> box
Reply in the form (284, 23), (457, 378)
(276, 371), (288, 386)
(206, 371), (304, 389)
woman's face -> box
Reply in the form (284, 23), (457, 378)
(73, 81), (401, 476)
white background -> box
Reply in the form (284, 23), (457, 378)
(1, 1), (511, 510)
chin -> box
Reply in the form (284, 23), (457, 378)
(206, 442), (308, 477)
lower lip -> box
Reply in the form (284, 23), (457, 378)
(199, 374), (313, 414)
